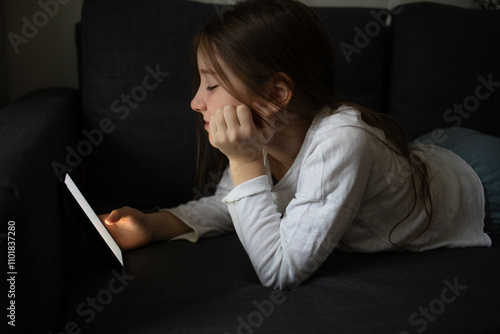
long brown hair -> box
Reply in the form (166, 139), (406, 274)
(190, 0), (432, 249)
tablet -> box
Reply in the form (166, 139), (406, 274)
(64, 173), (124, 267)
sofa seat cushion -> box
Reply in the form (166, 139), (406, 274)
(59, 233), (500, 334)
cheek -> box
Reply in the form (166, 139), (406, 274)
(208, 91), (245, 114)
(205, 101), (218, 118)
(204, 95), (220, 117)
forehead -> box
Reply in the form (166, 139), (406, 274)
(197, 50), (215, 73)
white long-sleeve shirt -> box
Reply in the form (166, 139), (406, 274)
(165, 106), (491, 289)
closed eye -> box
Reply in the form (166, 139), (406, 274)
(207, 85), (219, 91)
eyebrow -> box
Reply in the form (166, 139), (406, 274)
(199, 69), (216, 76)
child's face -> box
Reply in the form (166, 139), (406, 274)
(191, 51), (254, 147)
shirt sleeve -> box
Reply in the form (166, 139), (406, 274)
(163, 167), (234, 242)
(222, 127), (374, 289)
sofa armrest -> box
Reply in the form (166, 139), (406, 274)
(0, 88), (80, 333)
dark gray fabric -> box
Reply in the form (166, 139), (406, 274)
(314, 7), (390, 113)
(0, 89), (80, 333)
(388, 2), (500, 140)
(80, 0), (214, 214)
(58, 233), (500, 334)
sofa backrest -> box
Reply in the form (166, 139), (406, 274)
(388, 2), (500, 139)
(81, 0), (209, 212)
(80, 0), (390, 212)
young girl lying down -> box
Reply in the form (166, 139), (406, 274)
(99, 0), (498, 290)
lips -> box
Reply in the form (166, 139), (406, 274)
(202, 117), (210, 130)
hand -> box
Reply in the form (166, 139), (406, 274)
(209, 104), (276, 163)
(98, 206), (152, 251)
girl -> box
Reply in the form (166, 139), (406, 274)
(100, 0), (496, 290)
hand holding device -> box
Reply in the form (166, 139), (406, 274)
(99, 206), (153, 251)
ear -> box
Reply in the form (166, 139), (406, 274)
(268, 72), (294, 108)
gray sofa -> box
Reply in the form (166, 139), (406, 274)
(1, 1), (499, 333)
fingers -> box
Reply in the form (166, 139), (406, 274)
(211, 105), (242, 133)
(212, 109), (226, 133)
(223, 105), (241, 128)
(236, 105), (255, 131)
(98, 214), (110, 226)
(211, 105), (255, 131)
(104, 210), (120, 225)
(104, 206), (133, 225)
(208, 103), (276, 159)
(210, 102), (280, 135)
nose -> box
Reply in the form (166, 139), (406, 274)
(191, 88), (206, 113)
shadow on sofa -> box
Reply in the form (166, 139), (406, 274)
(1, 1), (499, 333)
